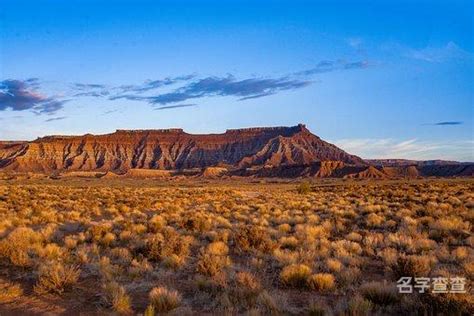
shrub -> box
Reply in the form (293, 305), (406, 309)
(420, 292), (472, 315)
(307, 302), (327, 316)
(256, 290), (280, 314)
(102, 281), (132, 314)
(34, 261), (80, 295)
(234, 225), (275, 253)
(182, 215), (212, 233)
(148, 286), (181, 313)
(230, 271), (262, 307)
(297, 182), (311, 194)
(325, 258), (343, 273)
(0, 227), (40, 267)
(196, 249), (231, 277)
(149, 215), (167, 232)
(360, 281), (400, 306)
(147, 228), (191, 262)
(345, 295), (373, 315)
(307, 273), (335, 291)
(391, 255), (433, 280)
(280, 264), (312, 287)
(0, 281), (23, 303)
(206, 241), (229, 256)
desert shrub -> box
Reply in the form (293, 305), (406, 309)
(149, 215), (167, 232)
(306, 301), (327, 316)
(206, 241), (229, 256)
(182, 214), (212, 233)
(297, 181), (311, 194)
(307, 273), (335, 291)
(280, 264), (312, 287)
(144, 304), (155, 316)
(148, 286), (181, 313)
(101, 232), (116, 246)
(0, 227), (40, 267)
(127, 258), (153, 278)
(346, 232), (363, 242)
(345, 295), (373, 315)
(279, 236), (299, 250)
(391, 255), (434, 280)
(338, 266), (362, 286)
(295, 224), (328, 241)
(256, 290), (280, 314)
(429, 217), (471, 240)
(34, 261), (80, 295)
(451, 246), (470, 261)
(277, 223), (291, 233)
(147, 227), (191, 262)
(366, 213), (384, 227)
(234, 225), (275, 253)
(0, 281), (23, 303)
(325, 258), (343, 272)
(360, 281), (400, 306)
(419, 292), (472, 315)
(229, 271), (262, 308)
(102, 281), (132, 314)
(196, 241), (231, 276)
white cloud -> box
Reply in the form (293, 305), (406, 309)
(380, 41), (473, 63)
(332, 138), (474, 162)
(406, 41), (472, 63)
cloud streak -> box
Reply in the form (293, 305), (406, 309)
(74, 59), (370, 107)
(111, 75), (313, 105)
(44, 116), (67, 122)
(333, 138), (474, 162)
(294, 59), (370, 76)
(433, 121), (463, 126)
(0, 79), (68, 114)
(154, 104), (197, 110)
(2, 59), (371, 113)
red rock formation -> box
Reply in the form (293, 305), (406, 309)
(0, 124), (471, 178)
(0, 124), (364, 173)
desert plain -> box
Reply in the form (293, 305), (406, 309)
(0, 176), (472, 315)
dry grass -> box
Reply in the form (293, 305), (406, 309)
(148, 286), (182, 313)
(0, 178), (472, 314)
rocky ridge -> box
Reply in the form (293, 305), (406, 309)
(0, 124), (472, 178)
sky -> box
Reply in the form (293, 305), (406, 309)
(0, 0), (473, 161)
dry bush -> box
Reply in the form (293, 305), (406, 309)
(102, 281), (132, 314)
(280, 264), (312, 288)
(297, 181), (311, 194)
(196, 243), (231, 277)
(391, 255), (434, 280)
(0, 281), (23, 303)
(325, 258), (343, 272)
(234, 225), (275, 253)
(360, 281), (400, 306)
(419, 292), (473, 315)
(343, 295), (373, 315)
(0, 227), (41, 267)
(182, 214), (212, 233)
(148, 286), (182, 313)
(228, 271), (262, 308)
(34, 261), (80, 295)
(307, 273), (335, 291)
(147, 227), (191, 264)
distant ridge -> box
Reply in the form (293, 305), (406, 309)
(0, 124), (472, 178)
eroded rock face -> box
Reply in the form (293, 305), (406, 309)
(1, 125), (472, 178)
(0, 124), (364, 173)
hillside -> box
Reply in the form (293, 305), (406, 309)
(0, 124), (472, 178)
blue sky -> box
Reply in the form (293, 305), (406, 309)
(0, 0), (473, 161)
